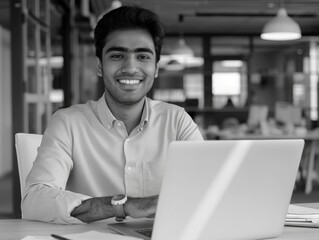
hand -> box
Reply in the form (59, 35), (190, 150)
(124, 195), (158, 218)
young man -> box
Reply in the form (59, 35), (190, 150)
(22, 6), (203, 224)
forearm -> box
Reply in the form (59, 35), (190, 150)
(125, 195), (158, 218)
(71, 195), (159, 223)
(71, 197), (113, 223)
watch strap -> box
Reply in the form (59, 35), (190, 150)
(112, 195), (127, 222)
(113, 203), (126, 222)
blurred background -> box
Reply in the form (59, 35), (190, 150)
(1, 0), (319, 218)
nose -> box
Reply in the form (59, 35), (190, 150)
(121, 55), (138, 74)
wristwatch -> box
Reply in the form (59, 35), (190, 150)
(111, 194), (128, 222)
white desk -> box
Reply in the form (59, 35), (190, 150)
(1, 203), (319, 240)
(0, 218), (114, 240)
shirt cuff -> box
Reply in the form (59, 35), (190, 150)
(56, 190), (92, 224)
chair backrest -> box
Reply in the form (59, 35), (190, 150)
(15, 133), (43, 197)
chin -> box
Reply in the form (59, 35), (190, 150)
(119, 97), (145, 105)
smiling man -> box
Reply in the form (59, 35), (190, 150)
(98, 28), (159, 135)
(21, 6), (203, 224)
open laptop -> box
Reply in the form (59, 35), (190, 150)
(109, 139), (304, 240)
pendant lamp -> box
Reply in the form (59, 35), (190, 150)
(171, 38), (194, 57)
(171, 14), (194, 57)
(261, 8), (301, 41)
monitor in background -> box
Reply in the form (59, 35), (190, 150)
(275, 102), (302, 126)
(247, 104), (269, 129)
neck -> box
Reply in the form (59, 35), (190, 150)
(104, 94), (145, 135)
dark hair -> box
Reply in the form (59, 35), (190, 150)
(94, 6), (165, 63)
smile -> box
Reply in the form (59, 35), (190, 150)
(118, 79), (141, 85)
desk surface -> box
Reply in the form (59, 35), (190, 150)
(218, 132), (319, 141)
(1, 203), (319, 240)
(0, 218), (114, 240)
(206, 125), (319, 141)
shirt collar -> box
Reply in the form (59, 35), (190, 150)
(97, 94), (149, 131)
(139, 97), (149, 129)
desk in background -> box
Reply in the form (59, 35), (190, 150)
(206, 130), (319, 195)
(0, 203), (319, 240)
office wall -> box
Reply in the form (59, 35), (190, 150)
(0, 26), (12, 177)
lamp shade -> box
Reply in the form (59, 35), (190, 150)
(171, 38), (194, 57)
(261, 8), (301, 41)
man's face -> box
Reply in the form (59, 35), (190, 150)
(97, 28), (159, 105)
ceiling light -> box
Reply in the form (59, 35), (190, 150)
(164, 59), (185, 71)
(110, 0), (122, 9)
(221, 60), (243, 67)
(171, 38), (194, 57)
(170, 14), (195, 58)
(261, 8), (301, 41)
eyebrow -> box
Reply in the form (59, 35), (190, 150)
(105, 47), (154, 55)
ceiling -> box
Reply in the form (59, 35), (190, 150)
(0, 0), (318, 56)
(90, 0), (319, 36)
(0, 0), (318, 37)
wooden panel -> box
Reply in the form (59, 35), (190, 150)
(0, 26), (12, 177)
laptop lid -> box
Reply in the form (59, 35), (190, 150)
(152, 139), (304, 240)
(109, 139), (304, 240)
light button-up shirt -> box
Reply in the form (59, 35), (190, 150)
(22, 95), (203, 224)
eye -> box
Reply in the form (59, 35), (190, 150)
(138, 54), (152, 61)
(110, 54), (124, 60)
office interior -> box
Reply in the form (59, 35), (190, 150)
(1, 0), (319, 218)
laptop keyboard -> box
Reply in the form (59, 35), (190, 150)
(135, 228), (153, 237)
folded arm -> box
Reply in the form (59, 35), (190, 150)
(71, 195), (158, 223)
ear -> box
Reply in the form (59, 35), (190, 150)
(155, 63), (159, 78)
(96, 58), (102, 77)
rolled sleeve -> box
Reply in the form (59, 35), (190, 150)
(56, 190), (92, 224)
(22, 184), (91, 224)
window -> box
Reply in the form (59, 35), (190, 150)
(212, 60), (247, 108)
(212, 72), (241, 95)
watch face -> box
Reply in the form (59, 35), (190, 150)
(112, 194), (128, 205)
(113, 194), (126, 201)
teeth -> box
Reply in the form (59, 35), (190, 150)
(119, 79), (140, 85)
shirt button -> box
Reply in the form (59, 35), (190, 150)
(116, 122), (121, 127)
(128, 166), (132, 171)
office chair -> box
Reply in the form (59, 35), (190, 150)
(15, 133), (43, 197)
